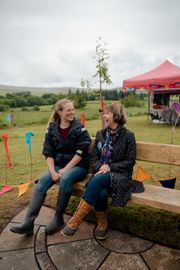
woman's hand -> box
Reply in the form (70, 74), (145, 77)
(51, 171), (61, 182)
(58, 168), (68, 176)
(95, 164), (111, 175)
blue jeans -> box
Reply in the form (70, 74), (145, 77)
(83, 173), (111, 211)
(35, 166), (87, 194)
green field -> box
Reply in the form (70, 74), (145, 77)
(0, 101), (180, 199)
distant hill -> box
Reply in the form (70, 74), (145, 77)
(0, 84), (78, 95)
(0, 84), (122, 96)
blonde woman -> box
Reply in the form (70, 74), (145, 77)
(10, 99), (91, 235)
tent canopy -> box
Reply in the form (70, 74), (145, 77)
(123, 60), (180, 90)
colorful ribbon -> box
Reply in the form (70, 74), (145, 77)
(25, 131), (34, 154)
(2, 133), (12, 167)
(80, 112), (86, 126)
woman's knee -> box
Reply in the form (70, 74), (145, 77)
(88, 173), (110, 189)
(60, 175), (73, 193)
(35, 170), (53, 193)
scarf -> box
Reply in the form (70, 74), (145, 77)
(100, 128), (113, 165)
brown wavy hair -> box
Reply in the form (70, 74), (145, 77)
(105, 103), (126, 126)
(48, 99), (73, 125)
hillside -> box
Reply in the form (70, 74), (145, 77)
(0, 84), (77, 95)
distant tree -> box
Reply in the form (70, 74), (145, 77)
(0, 104), (9, 111)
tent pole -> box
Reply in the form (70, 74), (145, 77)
(147, 91), (150, 121)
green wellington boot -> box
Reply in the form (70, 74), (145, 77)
(10, 191), (46, 235)
(45, 190), (71, 235)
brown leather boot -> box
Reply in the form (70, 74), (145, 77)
(94, 211), (108, 240)
(61, 199), (93, 236)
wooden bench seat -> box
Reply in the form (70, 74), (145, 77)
(73, 141), (180, 214)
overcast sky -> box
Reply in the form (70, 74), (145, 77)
(0, 0), (180, 88)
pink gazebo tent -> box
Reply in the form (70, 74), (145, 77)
(123, 60), (180, 124)
(123, 60), (180, 90)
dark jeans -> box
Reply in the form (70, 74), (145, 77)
(83, 172), (111, 211)
(35, 166), (87, 194)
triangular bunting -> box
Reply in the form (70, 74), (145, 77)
(159, 177), (176, 189)
(0, 185), (13, 195)
(18, 183), (30, 197)
(135, 166), (152, 182)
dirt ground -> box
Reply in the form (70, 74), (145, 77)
(0, 187), (58, 233)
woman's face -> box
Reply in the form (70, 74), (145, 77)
(103, 110), (115, 128)
(59, 102), (75, 122)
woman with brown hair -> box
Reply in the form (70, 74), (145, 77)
(62, 103), (144, 240)
(10, 99), (91, 236)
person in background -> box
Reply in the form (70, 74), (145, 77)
(62, 103), (144, 240)
(10, 99), (91, 235)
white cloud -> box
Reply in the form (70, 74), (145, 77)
(0, 0), (180, 88)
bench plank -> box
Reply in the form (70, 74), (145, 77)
(131, 184), (180, 214)
(136, 141), (180, 165)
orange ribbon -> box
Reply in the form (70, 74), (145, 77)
(101, 98), (105, 112)
(2, 133), (12, 167)
(80, 112), (86, 126)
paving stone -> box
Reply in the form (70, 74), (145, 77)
(12, 206), (55, 225)
(47, 215), (94, 245)
(99, 252), (149, 270)
(142, 244), (180, 270)
(0, 248), (39, 270)
(0, 223), (39, 252)
(97, 229), (153, 254)
(48, 239), (109, 270)
(35, 226), (46, 253)
(36, 252), (57, 270)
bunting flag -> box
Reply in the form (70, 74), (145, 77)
(18, 182), (30, 197)
(100, 97), (105, 112)
(0, 185), (13, 195)
(2, 133), (12, 167)
(159, 177), (176, 189)
(7, 113), (11, 127)
(25, 131), (34, 154)
(80, 112), (86, 126)
(135, 165), (152, 182)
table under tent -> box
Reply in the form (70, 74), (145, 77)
(123, 60), (180, 125)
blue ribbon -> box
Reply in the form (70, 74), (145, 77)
(25, 131), (34, 154)
(7, 113), (11, 127)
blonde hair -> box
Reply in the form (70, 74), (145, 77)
(105, 103), (126, 126)
(48, 99), (73, 125)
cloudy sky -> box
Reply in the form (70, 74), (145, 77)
(0, 0), (180, 88)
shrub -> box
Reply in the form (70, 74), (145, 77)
(123, 94), (144, 108)
(21, 107), (29, 111)
(0, 104), (9, 111)
(32, 105), (40, 111)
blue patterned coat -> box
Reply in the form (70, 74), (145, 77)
(91, 126), (144, 206)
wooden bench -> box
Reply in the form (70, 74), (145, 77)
(73, 141), (180, 214)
